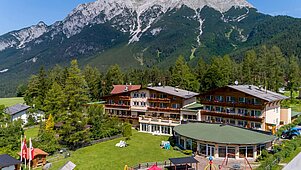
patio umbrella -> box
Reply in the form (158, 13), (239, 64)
(148, 165), (162, 170)
(124, 165), (128, 170)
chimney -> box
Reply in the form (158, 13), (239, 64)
(248, 85), (252, 90)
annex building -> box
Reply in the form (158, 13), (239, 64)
(199, 85), (291, 134)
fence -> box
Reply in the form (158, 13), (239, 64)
(131, 160), (171, 170)
(90, 134), (122, 145)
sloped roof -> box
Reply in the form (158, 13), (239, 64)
(0, 154), (22, 168)
(174, 123), (276, 145)
(147, 86), (199, 99)
(111, 85), (141, 94)
(5, 104), (30, 115)
(34, 148), (48, 156)
(169, 157), (198, 165)
(228, 85), (289, 102)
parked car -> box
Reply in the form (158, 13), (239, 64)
(281, 126), (301, 139)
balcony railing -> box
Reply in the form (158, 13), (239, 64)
(139, 116), (180, 125)
(148, 98), (171, 103)
(108, 113), (138, 119)
(200, 100), (263, 110)
(147, 107), (180, 113)
(105, 104), (130, 109)
(119, 96), (131, 100)
(201, 110), (264, 122)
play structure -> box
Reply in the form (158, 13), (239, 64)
(160, 141), (171, 150)
(115, 140), (127, 147)
(204, 156), (219, 170)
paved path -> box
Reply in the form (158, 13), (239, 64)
(283, 152), (301, 170)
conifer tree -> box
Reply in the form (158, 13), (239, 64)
(44, 82), (65, 119)
(64, 60), (89, 112)
(83, 65), (102, 100)
(104, 64), (124, 95)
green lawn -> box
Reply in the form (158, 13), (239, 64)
(48, 130), (184, 170)
(24, 126), (40, 139)
(0, 97), (24, 107)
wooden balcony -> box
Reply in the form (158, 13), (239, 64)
(147, 107), (180, 113)
(201, 110), (264, 122)
(200, 100), (263, 110)
(119, 96), (131, 100)
(105, 104), (130, 109)
(148, 98), (171, 103)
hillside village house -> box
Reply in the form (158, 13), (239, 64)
(5, 104), (43, 125)
(199, 85), (291, 134)
(102, 85), (199, 135)
(103, 85), (291, 135)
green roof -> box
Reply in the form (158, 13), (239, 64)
(183, 103), (203, 111)
(291, 111), (301, 118)
(174, 123), (276, 145)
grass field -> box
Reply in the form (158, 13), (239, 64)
(0, 97), (24, 107)
(48, 130), (184, 170)
(24, 126), (40, 139)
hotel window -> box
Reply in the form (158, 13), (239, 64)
(215, 117), (223, 123)
(226, 108), (235, 114)
(238, 120), (246, 127)
(205, 106), (212, 111)
(205, 95), (212, 101)
(215, 96), (224, 102)
(226, 96), (236, 103)
(215, 106), (222, 112)
(149, 102), (155, 107)
(229, 119), (236, 125)
(160, 103), (167, 108)
(251, 122), (261, 129)
(118, 100), (123, 105)
(239, 97), (246, 103)
(159, 93), (167, 98)
(108, 100), (114, 104)
(206, 116), (212, 121)
(253, 98), (261, 105)
(141, 92), (146, 98)
(219, 146), (227, 157)
(140, 102), (146, 106)
(255, 111), (261, 117)
(150, 93), (156, 98)
(133, 92), (139, 98)
(172, 103), (180, 108)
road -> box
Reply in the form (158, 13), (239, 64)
(283, 152), (301, 170)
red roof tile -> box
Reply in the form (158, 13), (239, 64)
(110, 85), (141, 94)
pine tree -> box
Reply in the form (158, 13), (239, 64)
(195, 57), (207, 92)
(45, 114), (54, 132)
(44, 82), (65, 120)
(242, 50), (257, 85)
(287, 55), (301, 99)
(83, 65), (102, 100)
(64, 60), (89, 112)
(171, 56), (200, 92)
(104, 64), (124, 95)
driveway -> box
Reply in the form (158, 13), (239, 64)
(283, 152), (301, 170)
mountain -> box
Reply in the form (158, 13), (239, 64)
(0, 0), (301, 97)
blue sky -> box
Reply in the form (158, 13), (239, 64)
(0, 0), (300, 35)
